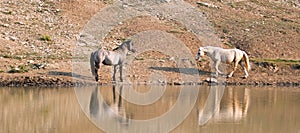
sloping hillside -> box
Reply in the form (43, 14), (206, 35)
(0, 0), (299, 86)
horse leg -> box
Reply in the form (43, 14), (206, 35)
(95, 63), (100, 81)
(228, 61), (239, 78)
(242, 64), (249, 79)
(214, 60), (223, 76)
(119, 65), (123, 82)
(113, 65), (117, 82)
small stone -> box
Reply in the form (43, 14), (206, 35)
(9, 36), (18, 41)
(205, 78), (218, 83)
(173, 80), (183, 85)
(28, 60), (34, 64)
(55, 9), (61, 13)
(30, 45), (35, 49)
(21, 41), (29, 45)
(196, 2), (219, 8)
(169, 57), (175, 61)
(15, 21), (25, 25)
(158, 79), (166, 84)
(159, 60), (165, 63)
(1, 24), (9, 27)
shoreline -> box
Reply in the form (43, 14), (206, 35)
(1, 76), (299, 87)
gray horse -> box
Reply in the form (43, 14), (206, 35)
(90, 39), (136, 82)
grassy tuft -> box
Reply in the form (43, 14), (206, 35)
(167, 29), (184, 34)
(40, 35), (51, 41)
(8, 65), (29, 73)
(2, 55), (23, 60)
(251, 58), (300, 65)
(135, 57), (144, 60)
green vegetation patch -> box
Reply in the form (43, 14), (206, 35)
(251, 58), (300, 65)
(40, 35), (51, 41)
(8, 65), (29, 73)
(135, 57), (145, 60)
(167, 29), (184, 34)
(2, 55), (23, 60)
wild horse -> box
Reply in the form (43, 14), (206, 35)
(90, 39), (136, 82)
(196, 46), (250, 78)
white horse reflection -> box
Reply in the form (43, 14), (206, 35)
(198, 86), (250, 126)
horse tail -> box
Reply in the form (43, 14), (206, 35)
(242, 51), (251, 71)
(90, 51), (96, 76)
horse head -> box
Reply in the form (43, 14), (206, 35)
(123, 39), (136, 53)
(196, 47), (206, 61)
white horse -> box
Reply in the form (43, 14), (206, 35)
(195, 46), (250, 78)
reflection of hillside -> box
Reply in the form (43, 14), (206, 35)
(0, 88), (101, 133)
(2, 86), (299, 133)
(198, 87), (250, 125)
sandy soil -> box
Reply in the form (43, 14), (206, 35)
(0, 0), (299, 86)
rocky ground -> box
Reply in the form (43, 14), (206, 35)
(0, 0), (299, 87)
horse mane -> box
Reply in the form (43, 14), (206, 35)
(112, 47), (119, 51)
(113, 39), (131, 51)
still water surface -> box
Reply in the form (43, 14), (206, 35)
(1, 86), (300, 133)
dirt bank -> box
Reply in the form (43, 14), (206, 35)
(0, 0), (299, 87)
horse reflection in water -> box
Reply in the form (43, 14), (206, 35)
(198, 86), (250, 126)
(89, 84), (131, 126)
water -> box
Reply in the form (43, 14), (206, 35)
(1, 86), (300, 133)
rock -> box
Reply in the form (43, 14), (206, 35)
(159, 60), (165, 63)
(169, 57), (175, 61)
(55, 9), (61, 13)
(32, 63), (47, 69)
(15, 21), (25, 25)
(9, 36), (18, 41)
(27, 60), (35, 64)
(173, 80), (183, 85)
(1, 23), (9, 27)
(205, 77), (218, 83)
(8, 67), (21, 73)
(158, 79), (166, 84)
(196, 1), (219, 9)
(21, 41), (29, 46)
(30, 45), (36, 50)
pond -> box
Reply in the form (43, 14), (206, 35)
(1, 85), (300, 133)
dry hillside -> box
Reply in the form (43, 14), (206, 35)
(0, 0), (299, 86)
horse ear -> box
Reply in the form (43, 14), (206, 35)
(200, 47), (207, 52)
(124, 39), (131, 43)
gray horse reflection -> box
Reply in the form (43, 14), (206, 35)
(89, 85), (99, 116)
(88, 84), (131, 127)
(198, 86), (250, 126)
